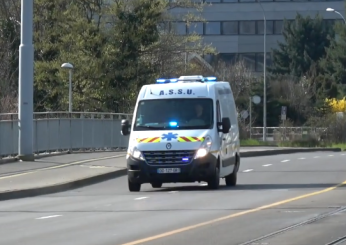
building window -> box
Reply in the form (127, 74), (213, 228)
(239, 21), (256, 35)
(205, 22), (221, 35)
(218, 53), (238, 64)
(257, 20), (274, 34)
(239, 53), (256, 71)
(222, 21), (238, 35)
(207, 53), (273, 72)
(274, 20), (283, 34)
(255, 53), (272, 72)
(188, 22), (203, 34)
(172, 19), (342, 37)
(172, 22), (186, 35)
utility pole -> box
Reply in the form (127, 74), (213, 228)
(18, 0), (34, 161)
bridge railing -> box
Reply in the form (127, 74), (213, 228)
(0, 112), (133, 158)
(0, 111), (331, 158)
(250, 126), (328, 141)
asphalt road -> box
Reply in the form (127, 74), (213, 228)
(0, 151), (345, 245)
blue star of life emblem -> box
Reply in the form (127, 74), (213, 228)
(161, 132), (178, 141)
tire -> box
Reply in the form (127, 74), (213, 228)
(225, 172), (237, 186)
(128, 178), (141, 192)
(207, 166), (220, 189)
(225, 157), (239, 186)
(151, 182), (162, 188)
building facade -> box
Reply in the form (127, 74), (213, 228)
(171, 0), (345, 73)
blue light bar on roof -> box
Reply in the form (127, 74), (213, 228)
(156, 76), (217, 84)
(205, 76), (217, 81)
(156, 78), (178, 84)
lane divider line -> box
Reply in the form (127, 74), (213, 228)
(135, 197), (148, 200)
(328, 155), (334, 157)
(0, 154), (126, 180)
(314, 156), (320, 158)
(281, 160), (290, 162)
(243, 169), (253, 172)
(36, 215), (62, 220)
(262, 164), (272, 167)
(120, 180), (346, 245)
(298, 158), (305, 160)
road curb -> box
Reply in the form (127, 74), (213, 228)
(241, 148), (342, 157)
(0, 168), (127, 201)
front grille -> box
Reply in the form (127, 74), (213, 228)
(142, 150), (196, 165)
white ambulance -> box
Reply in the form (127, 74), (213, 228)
(121, 75), (240, 192)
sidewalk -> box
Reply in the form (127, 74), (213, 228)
(0, 152), (127, 200)
(0, 147), (341, 201)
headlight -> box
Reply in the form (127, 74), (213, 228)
(194, 135), (212, 159)
(128, 146), (144, 160)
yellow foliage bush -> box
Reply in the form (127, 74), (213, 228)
(325, 97), (346, 113)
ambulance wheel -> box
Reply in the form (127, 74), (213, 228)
(225, 172), (237, 186)
(128, 178), (141, 192)
(151, 182), (162, 188)
(207, 166), (220, 189)
(225, 157), (239, 186)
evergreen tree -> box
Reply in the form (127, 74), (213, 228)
(269, 13), (334, 78)
(0, 18), (20, 94)
(319, 21), (346, 99)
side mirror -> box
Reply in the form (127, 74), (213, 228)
(221, 117), (231, 134)
(121, 119), (130, 136)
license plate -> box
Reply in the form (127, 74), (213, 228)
(157, 168), (181, 174)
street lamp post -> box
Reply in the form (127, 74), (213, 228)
(18, 0), (34, 161)
(61, 63), (74, 113)
(326, 8), (346, 24)
(257, 0), (267, 142)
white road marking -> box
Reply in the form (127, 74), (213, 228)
(168, 191), (178, 194)
(36, 215), (62, 220)
(200, 183), (208, 186)
(341, 154), (345, 156)
(89, 166), (106, 169)
(281, 160), (290, 162)
(314, 156), (320, 158)
(134, 197), (148, 200)
(328, 155), (334, 157)
(263, 164), (272, 167)
(243, 169), (253, 172)
(298, 157), (305, 160)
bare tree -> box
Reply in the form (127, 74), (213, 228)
(270, 74), (315, 120)
(213, 59), (256, 101)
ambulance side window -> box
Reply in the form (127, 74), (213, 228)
(216, 100), (221, 123)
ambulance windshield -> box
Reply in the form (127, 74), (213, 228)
(134, 98), (213, 131)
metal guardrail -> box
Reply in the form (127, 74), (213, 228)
(250, 126), (328, 141)
(0, 112), (133, 158)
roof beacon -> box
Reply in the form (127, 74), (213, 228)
(155, 75), (217, 84)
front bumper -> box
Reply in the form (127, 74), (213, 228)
(127, 152), (218, 184)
